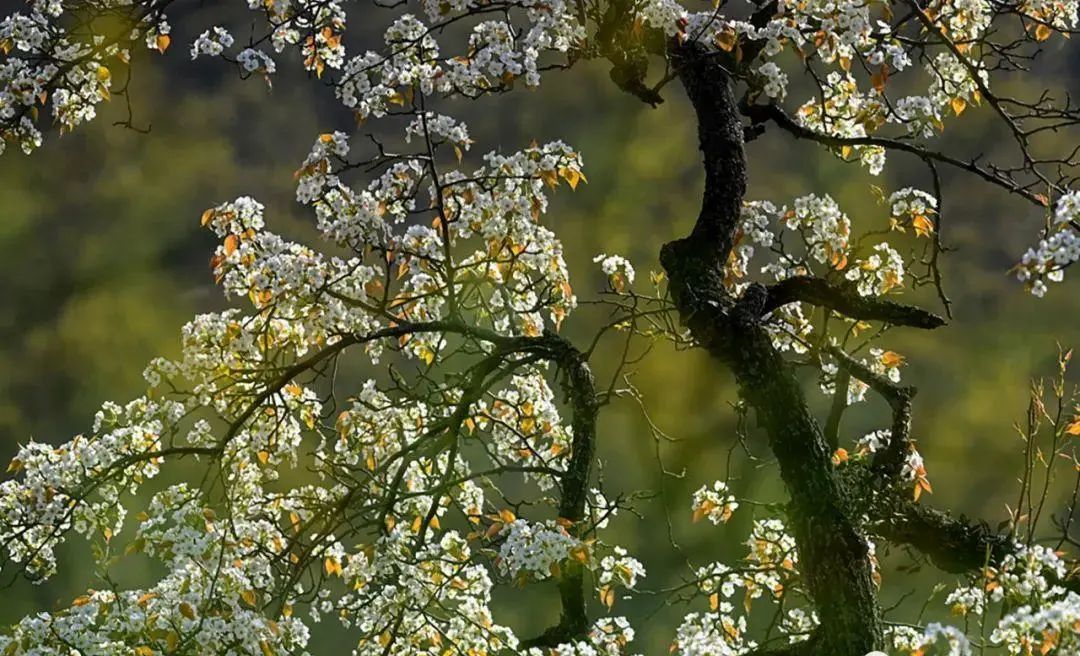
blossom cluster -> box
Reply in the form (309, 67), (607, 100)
(690, 480), (739, 525)
(0, 0), (586, 154)
(932, 545), (1080, 655)
(1015, 192), (1080, 296)
(844, 243), (906, 298)
(0, 65), (604, 656)
(497, 519), (581, 582)
(594, 254), (636, 293)
(523, 617), (637, 656)
(598, 546), (647, 602)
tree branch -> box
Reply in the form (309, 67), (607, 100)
(873, 500), (1013, 574)
(827, 346), (916, 478)
(742, 102), (1049, 207)
(524, 335), (599, 647)
(764, 276), (946, 330)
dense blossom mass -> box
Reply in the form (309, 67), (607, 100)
(0, 1), (1078, 655)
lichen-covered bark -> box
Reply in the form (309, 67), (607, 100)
(660, 41), (884, 655)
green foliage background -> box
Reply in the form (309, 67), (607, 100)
(0, 12), (1077, 651)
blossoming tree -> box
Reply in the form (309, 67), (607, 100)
(1, 1), (1079, 655)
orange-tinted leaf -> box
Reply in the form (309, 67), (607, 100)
(950, 96), (966, 117)
(879, 351), (905, 368)
(912, 214), (935, 238)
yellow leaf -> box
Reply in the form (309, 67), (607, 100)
(881, 270), (901, 293)
(260, 640), (276, 656)
(6, 458), (22, 473)
(950, 96), (967, 116)
(870, 65), (888, 94)
(241, 589), (258, 606)
(96, 65), (111, 82)
(539, 169), (559, 189)
(600, 585), (615, 609)
(223, 234), (239, 256)
(498, 508), (516, 524)
(179, 602), (196, 619)
(1065, 418), (1080, 436)
(1035, 23), (1053, 42)
(155, 34), (171, 54)
(559, 167), (582, 190)
(715, 29), (737, 52)
(879, 351), (905, 368)
(912, 214), (935, 238)
(419, 347), (435, 366)
(200, 208), (215, 226)
(830, 249), (848, 271)
(257, 450), (270, 465)
(134, 646), (154, 656)
(137, 592), (157, 607)
(324, 557), (342, 576)
(831, 448), (849, 465)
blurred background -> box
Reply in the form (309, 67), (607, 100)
(0, 3), (1077, 652)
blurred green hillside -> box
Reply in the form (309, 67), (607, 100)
(0, 11), (1077, 652)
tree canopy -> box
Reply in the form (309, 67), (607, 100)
(0, 1), (1079, 656)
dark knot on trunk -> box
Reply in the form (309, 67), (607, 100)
(660, 237), (731, 321)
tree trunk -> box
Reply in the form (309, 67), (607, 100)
(660, 40), (884, 656)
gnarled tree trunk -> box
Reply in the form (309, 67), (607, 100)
(659, 40), (884, 656)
